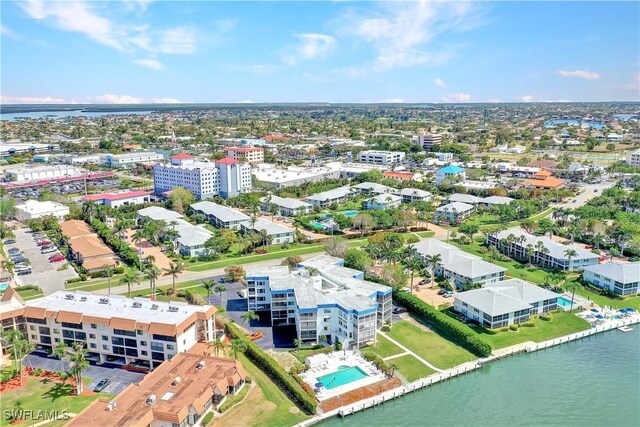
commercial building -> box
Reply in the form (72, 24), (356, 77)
(246, 255), (392, 348)
(453, 279), (559, 328)
(383, 171), (415, 181)
(363, 194), (402, 210)
(153, 154), (252, 200)
(581, 262), (639, 296)
(522, 170), (565, 190)
(4, 164), (81, 182)
(627, 148), (640, 167)
(434, 201), (475, 222)
(14, 200), (69, 221)
(358, 150), (406, 165)
(101, 152), (164, 168)
(69, 352), (246, 427)
(487, 230), (600, 271)
(240, 218), (295, 244)
(435, 165), (466, 185)
(418, 133), (441, 151)
(306, 186), (353, 208)
(61, 154), (102, 165)
(252, 164), (341, 189)
(21, 291), (215, 368)
(433, 152), (453, 161)
(82, 190), (153, 208)
(414, 239), (506, 287)
(399, 188), (432, 203)
(260, 195), (312, 216)
(223, 146), (264, 164)
(0, 143), (59, 159)
(190, 201), (250, 230)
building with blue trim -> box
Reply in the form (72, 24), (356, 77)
(245, 255), (392, 349)
(435, 165), (466, 185)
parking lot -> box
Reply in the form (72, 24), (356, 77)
(24, 352), (145, 394)
(6, 228), (78, 295)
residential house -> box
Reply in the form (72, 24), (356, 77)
(363, 194), (402, 210)
(435, 165), (466, 185)
(434, 201), (475, 222)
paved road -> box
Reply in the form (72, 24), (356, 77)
(554, 181), (615, 209)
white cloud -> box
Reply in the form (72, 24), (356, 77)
(0, 24), (22, 40)
(615, 73), (640, 91)
(134, 58), (165, 70)
(434, 78), (447, 88)
(21, 0), (125, 51)
(157, 27), (196, 54)
(285, 33), (336, 65)
(441, 93), (472, 102)
(379, 98), (407, 103)
(0, 96), (66, 104)
(122, 0), (153, 13)
(516, 95), (535, 102)
(486, 98), (503, 103)
(92, 94), (144, 104)
(152, 97), (183, 103)
(237, 100), (254, 104)
(557, 70), (601, 80)
(344, 0), (486, 71)
(246, 64), (281, 74)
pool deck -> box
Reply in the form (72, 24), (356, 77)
(301, 351), (386, 401)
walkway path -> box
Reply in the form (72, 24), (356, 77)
(378, 331), (444, 373)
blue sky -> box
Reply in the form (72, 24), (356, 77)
(1, 1), (639, 104)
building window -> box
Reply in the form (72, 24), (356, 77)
(102, 335), (108, 340)
(89, 334), (96, 339)
(167, 344), (175, 350)
(91, 324), (97, 329)
(140, 341), (147, 346)
(90, 343), (97, 349)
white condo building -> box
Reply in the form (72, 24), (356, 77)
(627, 148), (640, 167)
(246, 255), (392, 349)
(4, 164), (81, 182)
(101, 152), (164, 168)
(358, 150), (406, 165)
(153, 153), (252, 199)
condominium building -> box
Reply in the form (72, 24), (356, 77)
(358, 150), (406, 165)
(153, 154), (252, 200)
(363, 194), (402, 210)
(418, 133), (441, 151)
(240, 218), (295, 244)
(487, 230), (600, 271)
(82, 190), (153, 208)
(352, 182), (398, 196)
(435, 165), (466, 185)
(223, 146), (264, 164)
(4, 164), (80, 182)
(627, 148), (640, 167)
(190, 201), (250, 230)
(399, 188), (432, 203)
(454, 279), (559, 328)
(306, 186), (353, 208)
(246, 255), (392, 349)
(434, 201), (475, 222)
(582, 262), (639, 296)
(260, 195), (312, 216)
(414, 239), (506, 287)
(20, 291), (216, 368)
(14, 200), (69, 221)
(0, 287), (27, 357)
(101, 152), (164, 168)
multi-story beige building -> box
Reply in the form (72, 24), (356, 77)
(223, 146), (264, 164)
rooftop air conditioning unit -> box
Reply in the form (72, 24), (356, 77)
(132, 302), (142, 308)
(80, 296), (88, 301)
(99, 298), (109, 304)
(65, 294), (75, 300)
(151, 304), (159, 310)
(146, 395), (157, 406)
(172, 376), (181, 386)
(106, 401), (117, 411)
(168, 306), (179, 312)
(196, 360), (205, 369)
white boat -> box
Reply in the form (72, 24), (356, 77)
(618, 326), (633, 332)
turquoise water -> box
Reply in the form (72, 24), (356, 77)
(0, 284), (8, 291)
(318, 366), (369, 390)
(544, 119), (604, 130)
(310, 221), (326, 229)
(557, 296), (575, 307)
(338, 210), (360, 217)
(322, 329), (639, 426)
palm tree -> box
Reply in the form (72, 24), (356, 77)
(53, 341), (67, 374)
(425, 253), (442, 288)
(565, 281), (582, 310)
(213, 284), (227, 307)
(405, 257), (422, 295)
(119, 268), (140, 298)
(201, 280), (216, 304)
(144, 266), (162, 298)
(164, 261), (185, 295)
(293, 338), (303, 352)
(389, 363), (399, 377)
(103, 265), (114, 296)
(68, 342), (89, 395)
(208, 337), (225, 357)
(525, 244), (535, 266)
(131, 229), (146, 270)
(241, 310), (260, 334)
(564, 248), (578, 271)
(1, 329), (31, 385)
(230, 339), (247, 360)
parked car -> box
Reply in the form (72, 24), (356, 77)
(3, 239), (16, 245)
(437, 289), (446, 295)
(8, 249), (20, 256)
(419, 279), (430, 285)
(443, 292), (454, 298)
(11, 255), (27, 264)
(392, 306), (407, 314)
(37, 240), (52, 246)
(42, 247), (57, 254)
(49, 255), (65, 263)
(93, 379), (111, 392)
(16, 267), (32, 275)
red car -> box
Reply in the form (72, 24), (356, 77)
(37, 240), (52, 246)
(49, 255), (65, 263)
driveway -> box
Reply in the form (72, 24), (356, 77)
(23, 352), (146, 395)
(9, 228), (78, 295)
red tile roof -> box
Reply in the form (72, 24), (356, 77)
(171, 153), (193, 159)
(383, 171), (414, 179)
(83, 190), (151, 202)
(215, 157), (240, 165)
(223, 146), (263, 152)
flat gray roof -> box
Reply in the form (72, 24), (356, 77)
(493, 229), (599, 261)
(190, 201), (250, 222)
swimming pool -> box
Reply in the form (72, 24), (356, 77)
(309, 221), (326, 229)
(338, 210), (359, 217)
(317, 365), (368, 390)
(557, 296), (575, 307)
(0, 284), (8, 292)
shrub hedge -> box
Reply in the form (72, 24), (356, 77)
(362, 353), (391, 376)
(224, 322), (317, 414)
(392, 290), (492, 357)
(218, 383), (250, 413)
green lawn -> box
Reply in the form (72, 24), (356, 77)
(467, 311), (591, 349)
(414, 231), (436, 238)
(452, 238), (550, 284)
(216, 352), (309, 427)
(561, 280), (640, 311)
(0, 378), (111, 427)
(17, 288), (44, 300)
(390, 354), (437, 382)
(387, 321), (475, 369)
(290, 347), (330, 364)
(361, 334), (404, 358)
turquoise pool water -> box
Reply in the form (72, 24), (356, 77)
(0, 284), (8, 291)
(310, 221), (326, 229)
(338, 210), (359, 217)
(557, 296), (575, 307)
(317, 365), (368, 389)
